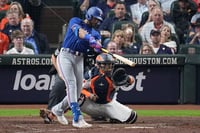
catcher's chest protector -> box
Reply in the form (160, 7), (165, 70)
(90, 75), (114, 104)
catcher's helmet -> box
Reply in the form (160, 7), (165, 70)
(96, 53), (115, 74)
(96, 53), (115, 64)
(85, 6), (103, 22)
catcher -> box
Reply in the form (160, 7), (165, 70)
(52, 53), (137, 124)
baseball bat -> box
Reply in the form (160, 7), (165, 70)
(101, 48), (136, 67)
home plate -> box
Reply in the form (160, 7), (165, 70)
(125, 126), (155, 129)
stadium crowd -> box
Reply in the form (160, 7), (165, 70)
(0, 0), (200, 55)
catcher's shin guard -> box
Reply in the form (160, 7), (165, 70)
(126, 111), (137, 124)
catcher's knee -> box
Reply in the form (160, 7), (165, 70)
(126, 111), (137, 124)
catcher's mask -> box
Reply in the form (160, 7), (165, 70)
(96, 53), (115, 74)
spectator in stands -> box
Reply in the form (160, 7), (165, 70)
(158, 0), (175, 22)
(79, 0), (90, 17)
(170, 0), (197, 44)
(139, 43), (155, 54)
(140, 6), (176, 44)
(191, 12), (200, 25)
(2, 10), (21, 41)
(106, 40), (118, 54)
(125, 0), (137, 6)
(12, 0), (43, 32)
(129, 0), (148, 26)
(190, 0), (200, 30)
(0, 0), (9, 21)
(160, 24), (177, 53)
(121, 23), (141, 54)
(9, 1), (25, 19)
(188, 18), (200, 45)
(0, 1), (25, 31)
(78, 0), (100, 18)
(20, 17), (50, 54)
(99, 1), (131, 39)
(6, 29), (34, 54)
(192, 0), (200, 12)
(150, 29), (173, 54)
(0, 31), (9, 54)
(0, 0), (9, 11)
(97, 0), (117, 19)
(111, 29), (126, 54)
(139, 0), (161, 28)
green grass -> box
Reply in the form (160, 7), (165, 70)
(0, 109), (72, 117)
(0, 109), (200, 117)
(138, 110), (200, 116)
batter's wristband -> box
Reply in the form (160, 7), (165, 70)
(84, 34), (92, 41)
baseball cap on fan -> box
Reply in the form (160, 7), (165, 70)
(150, 29), (160, 36)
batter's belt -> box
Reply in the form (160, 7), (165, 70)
(61, 48), (84, 56)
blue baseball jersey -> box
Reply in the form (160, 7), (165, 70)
(62, 17), (101, 53)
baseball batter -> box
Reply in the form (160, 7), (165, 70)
(53, 6), (103, 128)
(52, 53), (137, 124)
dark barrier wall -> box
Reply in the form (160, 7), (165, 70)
(0, 55), (186, 104)
(197, 65), (200, 104)
(183, 55), (200, 104)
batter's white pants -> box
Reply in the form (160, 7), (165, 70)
(57, 49), (84, 106)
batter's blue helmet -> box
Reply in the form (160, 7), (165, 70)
(85, 7), (103, 22)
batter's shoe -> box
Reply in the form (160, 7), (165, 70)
(72, 115), (92, 128)
(39, 108), (54, 124)
(51, 106), (68, 125)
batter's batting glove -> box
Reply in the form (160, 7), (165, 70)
(89, 37), (102, 53)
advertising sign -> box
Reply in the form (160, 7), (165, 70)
(117, 66), (181, 104)
(0, 55), (183, 104)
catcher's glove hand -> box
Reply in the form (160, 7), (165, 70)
(112, 68), (129, 86)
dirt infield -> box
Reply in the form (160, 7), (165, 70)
(0, 104), (200, 133)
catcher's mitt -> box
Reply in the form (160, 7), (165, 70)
(40, 108), (55, 124)
(112, 68), (129, 86)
